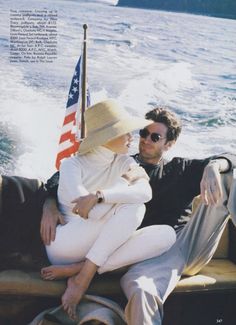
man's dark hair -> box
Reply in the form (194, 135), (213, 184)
(145, 107), (182, 142)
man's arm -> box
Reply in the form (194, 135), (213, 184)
(40, 172), (64, 245)
(45, 171), (59, 198)
(200, 158), (230, 205)
(40, 197), (65, 245)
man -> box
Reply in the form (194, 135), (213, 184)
(119, 108), (236, 324)
(40, 107), (236, 324)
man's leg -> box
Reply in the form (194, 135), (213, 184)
(182, 172), (235, 275)
(121, 172), (235, 325)
(121, 243), (185, 325)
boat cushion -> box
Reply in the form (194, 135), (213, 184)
(0, 258), (236, 298)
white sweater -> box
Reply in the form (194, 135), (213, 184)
(58, 146), (152, 220)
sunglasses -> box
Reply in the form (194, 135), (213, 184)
(139, 128), (166, 143)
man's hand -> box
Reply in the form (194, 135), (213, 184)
(71, 194), (97, 219)
(200, 161), (223, 205)
(122, 166), (149, 184)
(40, 197), (65, 245)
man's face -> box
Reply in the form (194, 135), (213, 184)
(139, 122), (174, 164)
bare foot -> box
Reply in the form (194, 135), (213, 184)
(62, 276), (86, 320)
(41, 261), (84, 280)
(62, 259), (98, 320)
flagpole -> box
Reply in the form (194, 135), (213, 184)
(81, 24), (88, 139)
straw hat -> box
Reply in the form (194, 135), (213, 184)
(78, 99), (152, 154)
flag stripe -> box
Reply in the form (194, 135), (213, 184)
(63, 111), (76, 125)
(55, 54), (90, 170)
(60, 121), (75, 135)
(59, 131), (76, 144)
(57, 139), (77, 153)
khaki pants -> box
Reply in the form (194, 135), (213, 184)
(121, 172), (236, 325)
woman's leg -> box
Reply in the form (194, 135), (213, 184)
(62, 259), (98, 321)
(59, 215), (175, 320)
(45, 217), (104, 265)
(86, 203), (145, 267)
(99, 225), (176, 273)
(41, 225), (176, 279)
(58, 203), (145, 319)
(42, 203), (144, 279)
(41, 261), (85, 280)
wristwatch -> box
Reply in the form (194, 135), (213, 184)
(96, 190), (104, 203)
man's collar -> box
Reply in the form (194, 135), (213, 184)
(133, 153), (163, 168)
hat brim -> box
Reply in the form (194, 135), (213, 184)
(78, 117), (152, 155)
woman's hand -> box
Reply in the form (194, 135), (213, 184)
(71, 194), (97, 219)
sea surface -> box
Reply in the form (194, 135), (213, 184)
(0, 0), (235, 180)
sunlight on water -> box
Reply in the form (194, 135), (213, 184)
(0, 0), (235, 179)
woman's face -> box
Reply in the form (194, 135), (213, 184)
(103, 133), (133, 154)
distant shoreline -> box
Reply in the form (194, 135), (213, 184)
(117, 0), (236, 20)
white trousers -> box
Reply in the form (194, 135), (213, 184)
(46, 203), (176, 274)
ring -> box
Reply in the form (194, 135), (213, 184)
(75, 209), (79, 214)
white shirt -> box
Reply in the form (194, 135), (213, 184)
(58, 146), (152, 220)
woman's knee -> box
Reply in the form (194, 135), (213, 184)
(161, 225), (176, 248)
(143, 225), (176, 252)
(114, 203), (145, 227)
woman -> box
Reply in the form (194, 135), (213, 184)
(41, 99), (176, 320)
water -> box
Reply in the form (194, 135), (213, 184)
(0, 0), (235, 180)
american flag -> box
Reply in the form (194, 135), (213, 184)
(55, 56), (91, 170)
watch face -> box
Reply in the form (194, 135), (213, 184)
(96, 191), (103, 203)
